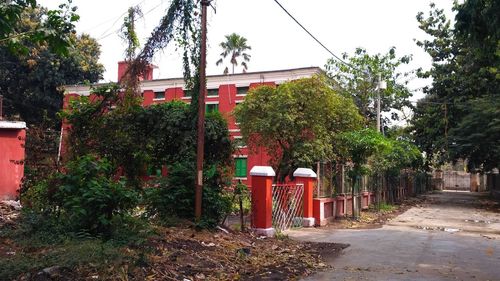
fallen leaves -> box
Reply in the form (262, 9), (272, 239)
(141, 226), (345, 281)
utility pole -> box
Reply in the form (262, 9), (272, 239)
(376, 90), (381, 132)
(444, 102), (449, 158)
(376, 74), (386, 133)
(195, 0), (211, 220)
(0, 95), (3, 120)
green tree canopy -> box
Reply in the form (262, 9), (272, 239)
(0, 0), (79, 55)
(336, 128), (422, 178)
(411, 1), (499, 171)
(325, 48), (413, 128)
(234, 76), (363, 180)
(215, 33), (251, 75)
(0, 6), (103, 125)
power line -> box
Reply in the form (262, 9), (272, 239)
(86, 0), (149, 34)
(96, 0), (164, 41)
(272, 0), (358, 71)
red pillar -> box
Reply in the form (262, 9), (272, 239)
(250, 166), (275, 237)
(293, 168), (317, 227)
(0, 121), (26, 200)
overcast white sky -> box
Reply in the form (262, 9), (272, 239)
(39, 0), (456, 101)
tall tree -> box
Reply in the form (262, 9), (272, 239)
(0, 0), (79, 55)
(0, 6), (103, 125)
(325, 48), (413, 128)
(234, 76), (363, 181)
(411, 1), (499, 171)
(215, 33), (251, 74)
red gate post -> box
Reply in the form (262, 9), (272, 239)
(250, 166), (275, 237)
(293, 168), (317, 227)
(0, 121), (26, 200)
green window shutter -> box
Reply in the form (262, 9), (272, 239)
(206, 104), (219, 113)
(237, 87), (249, 96)
(154, 91), (165, 99)
(147, 165), (163, 177)
(235, 158), (247, 177)
(207, 89), (218, 96)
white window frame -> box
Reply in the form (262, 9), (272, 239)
(153, 90), (166, 101)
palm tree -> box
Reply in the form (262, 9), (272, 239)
(216, 33), (251, 74)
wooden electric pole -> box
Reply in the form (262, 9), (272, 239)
(195, 0), (211, 220)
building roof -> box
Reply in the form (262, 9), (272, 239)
(64, 67), (323, 96)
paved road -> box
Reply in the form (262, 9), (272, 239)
(288, 191), (500, 281)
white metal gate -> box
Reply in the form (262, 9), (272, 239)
(272, 183), (304, 231)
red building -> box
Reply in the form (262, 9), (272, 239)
(62, 63), (321, 187)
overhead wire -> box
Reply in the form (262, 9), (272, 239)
(95, 0), (164, 41)
(272, 0), (359, 72)
(87, 0), (149, 35)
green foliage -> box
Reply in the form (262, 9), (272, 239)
(411, 1), (499, 171)
(216, 33), (252, 74)
(144, 161), (232, 228)
(234, 76), (363, 180)
(325, 47), (413, 127)
(448, 97), (500, 171)
(0, 209), (150, 281)
(0, 6), (103, 125)
(337, 128), (423, 177)
(370, 138), (423, 176)
(63, 84), (232, 189)
(0, 238), (126, 281)
(120, 6), (142, 60)
(24, 155), (138, 235)
(62, 84), (233, 227)
(130, 0), (201, 116)
(0, 0), (79, 55)
(376, 202), (396, 212)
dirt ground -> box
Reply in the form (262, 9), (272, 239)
(288, 191), (500, 281)
(0, 201), (347, 281)
(325, 196), (426, 230)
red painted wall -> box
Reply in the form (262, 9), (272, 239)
(0, 128), (26, 199)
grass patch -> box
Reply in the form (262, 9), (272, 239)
(0, 238), (127, 280)
(0, 212), (153, 280)
(378, 203), (396, 212)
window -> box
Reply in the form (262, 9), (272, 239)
(233, 137), (246, 148)
(207, 88), (219, 96)
(154, 91), (165, 100)
(183, 89), (192, 97)
(235, 158), (247, 178)
(147, 165), (162, 177)
(206, 103), (219, 113)
(237, 87), (249, 96)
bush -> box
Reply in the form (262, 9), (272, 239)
(145, 161), (232, 228)
(61, 85), (234, 228)
(24, 155), (138, 235)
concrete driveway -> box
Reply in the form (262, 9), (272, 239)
(288, 191), (500, 281)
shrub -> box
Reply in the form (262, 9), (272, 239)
(145, 161), (232, 228)
(24, 155), (138, 235)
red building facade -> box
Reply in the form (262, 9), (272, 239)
(62, 64), (321, 187)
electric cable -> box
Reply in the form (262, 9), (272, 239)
(272, 0), (359, 72)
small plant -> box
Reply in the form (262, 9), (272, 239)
(234, 181), (250, 231)
(274, 230), (289, 241)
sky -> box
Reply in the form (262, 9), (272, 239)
(39, 0), (456, 101)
